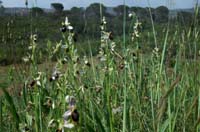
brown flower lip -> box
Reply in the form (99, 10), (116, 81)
(71, 109), (79, 122)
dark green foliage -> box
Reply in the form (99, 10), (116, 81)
(0, 4), (197, 65)
(31, 7), (44, 17)
(1, 85), (20, 130)
(154, 6), (169, 23)
(0, 3), (4, 15)
(177, 11), (193, 25)
(85, 3), (106, 18)
(114, 5), (129, 17)
(51, 3), (64, 12)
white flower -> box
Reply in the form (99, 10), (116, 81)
(48, 119), (56, 128)
(36, 81), (41, 86)
(61, 45), (68, 49)
(63, 121), (74, 129)
(50, 67), (61, 81)
(112, 107), (122, 114)
(22, 56), (29, 62)
(64, 16), (73, 31)
(67, 25), (73, 30)
(35, 72), (42, 86)
(100, 56), (107, 62)
(65, 17), (70, 26)
(63, 110), (72, 121)
(62, 109), (75, 129)
(129, 12), (136, 18)
(52, 101), (55, 109)
(65, 95), (76, 107)
(102, 16), (107, 25)
(111, 42), (116, 52)
(128, 13), (133, 18)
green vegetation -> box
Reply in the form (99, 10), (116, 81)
(0, 3), (199, 65)
(51, 3), (64, 13)
(0, 2), (200, 132)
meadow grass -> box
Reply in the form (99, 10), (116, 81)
(0, 3), (200, 132)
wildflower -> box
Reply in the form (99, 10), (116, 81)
(131, 19), (142, 41)
(84, 56), (91, 67)
(60, 24), (67, 33)
(79, 85), (88, 93)
(119, 62), (125, 70)
(84, 60), (91, 67)
(102, 16), (106, 24)
(112, 106), (122, 114)
(22, 56), (29, 63)
(100, 55), (107, 62)
(34, 72), (42, 86)
(62, 95), (79, 129)
(95, 85), (102, 93)
(110, 42), (116, 52)
(30, 34), (37, 42)
(63, 109), (79, 128)
(53, 42), (61, 54)
(153, 47), (159, 55)
(109, 32), (114, 40)
(61, 44), (68, 49)
(43, 97), (55, 109)
(33, 34), (37, 42)
(134, 20), (142, 29)
(49, 68), (61, 82)
(129, 11), (136, 18)
(28, 80), (36, 88)
(100, 16), (107, 30)
(128, 13), (133, 18)
(19, 123), (30, 132)
(61, 44), (70, 54)
(67, 25), (73, 30)
(56, 128), (62, 132)
(154, 47), (159, 52)
(60, 16), (73, 33)
(72, 55), (80, 64)
(71, 109), (79, 122)
(48, 119), (57, 128)
(65, 17), (70, 26)
(65, 95), (76, 107)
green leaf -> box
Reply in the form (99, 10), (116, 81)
(1, 84), (20, 130)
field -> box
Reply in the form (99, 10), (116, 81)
(0, 3), (200, 132)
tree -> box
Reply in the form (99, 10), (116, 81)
(114, 5), (129, 16)
(0, 0), (4, 15)
(177, 11), (193, 25)
(31, 7), (44, 17)
(85, 3), (106, 18)
(51, 3), (64, 13)
(154, 6), (169, 23)
(70, 7), (84, 34)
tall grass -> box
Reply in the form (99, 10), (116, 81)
(0, 1), (200, 132)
